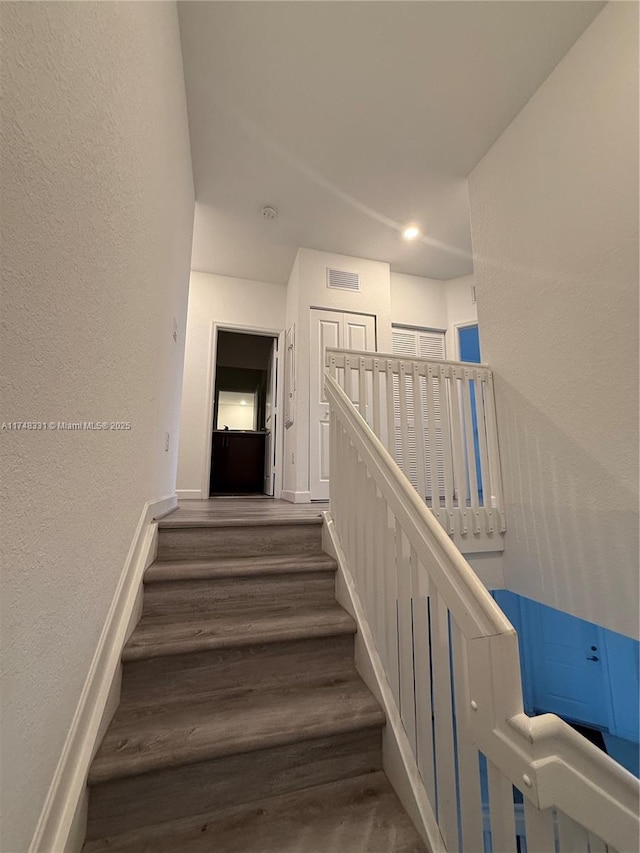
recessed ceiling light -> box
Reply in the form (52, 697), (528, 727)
(240, 400), (247, 406)
(402, 224), (420, 241)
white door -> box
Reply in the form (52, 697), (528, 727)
(309, 309), (376, 500)
(263, 337), (278, 496)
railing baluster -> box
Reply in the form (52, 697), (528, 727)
(437, 365), (455, 534)
(461, 368), (481, 534)
(474, 373), (494, 530)
(372, 358), (381, 436)
(557, 811), (591, 852)
(523, 800), (557, 853)
(329, 411), (337, 518)
(451, 623), (484, 853)
(587, 831), (607, 853)
(364, 469), (378, 626)
(410, 546), (436, 808)
(395, 521), (417, 752)
(356, 458), (369, 606)
(385, 360), (396, 457)
(358, 356), (367, 424)
(487, 759), (517, 853)
(430, 588), (460, 852)
(483, 370), (506, 532)
(385, 504), (400, 705)
(345, 433), (357, 571)
(372, 486), (387, 668)
(412, 363), (429, 506)
(397, 362), (412, 485)
(448, 369), (469, 535)
(423, 363), (441, 522)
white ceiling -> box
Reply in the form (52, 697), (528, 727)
(178, 1), (604, 285)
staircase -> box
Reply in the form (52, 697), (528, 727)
(84, 507), (426, 852)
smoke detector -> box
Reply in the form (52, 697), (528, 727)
(261, 205), (278, 220)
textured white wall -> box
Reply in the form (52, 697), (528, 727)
(0, 3), (194, 850)
(389, 271), (478, 360)
(390, 273), (448, 331)
(285, 248), (392, 497)
(177, 272), (286, 495)
(445, 274), (478, 359)
(469, 2), (638, 638)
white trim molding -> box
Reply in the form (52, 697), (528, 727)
(176, 489), (203, 500)
(322, 514), (446, 853)
(280, 489), (312, 504)
(28, 493), (176, 853)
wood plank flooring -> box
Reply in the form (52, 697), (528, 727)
(84, 501), (426, 851)
(85, 772), (425, 853)
(161, 497), (329, 526)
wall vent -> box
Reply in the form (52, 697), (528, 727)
(327, 268), (361, 292)
(471, 284), (477, 304)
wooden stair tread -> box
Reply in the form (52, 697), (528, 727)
(89, 677), (384, 785)
(84, 771), (426, 852)
(145, 552), (337, 582)
(157, 515), (324, 529)
(123, 604), (355, 661)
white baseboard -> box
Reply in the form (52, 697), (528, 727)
(176, 489), (203, 500)
(28, 493), (176, 853)
(280, 489), (312, 504)
(322, 513), (447, 853)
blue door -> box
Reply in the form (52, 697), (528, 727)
(526, 603), (610, 728)
(458, 324), (481, 364)
(458, 325), (483, 500)
(494, 591), (611, 729)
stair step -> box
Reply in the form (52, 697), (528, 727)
(157, 514), (324, 529)
(123, 603), (355, 661)
(86, 728), (382, 841)
(141, 571), (336, 618)
(120, 634), (357, 711)
(84, 771), (426, 852)
(156, 519), (324, 561)
(144, 552), (337, 583)
(89, 676), (384, 785)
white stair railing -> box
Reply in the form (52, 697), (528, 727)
(326, 371), (639, 853)
(326, 348), (505, 545)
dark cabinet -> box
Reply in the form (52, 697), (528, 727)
(210, 431), (266, 494)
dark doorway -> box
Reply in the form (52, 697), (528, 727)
(210, 331), (278, 496)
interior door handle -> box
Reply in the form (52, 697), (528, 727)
(586, 655), (599, 662)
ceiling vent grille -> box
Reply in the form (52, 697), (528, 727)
(327, 268), (361, 292)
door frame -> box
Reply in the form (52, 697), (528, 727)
(451, 321), (480, 362)
(202, 322), (285, 499)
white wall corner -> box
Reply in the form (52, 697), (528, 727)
(28, 494), (175, 853)
(322, 513), (447, 853)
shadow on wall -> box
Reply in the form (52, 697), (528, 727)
(494, 377), (638, 640)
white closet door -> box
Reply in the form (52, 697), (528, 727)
(309, 310), (376, 500)
(391, 327), (446, 504)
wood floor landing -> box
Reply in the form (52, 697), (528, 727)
(162, 497), (328, 526)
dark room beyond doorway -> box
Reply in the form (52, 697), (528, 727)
(210, 330), (278, 497)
